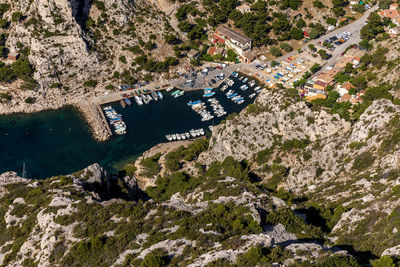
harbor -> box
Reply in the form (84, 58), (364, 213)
(98, 71), (264, 140)
(0, 74), (261, 178)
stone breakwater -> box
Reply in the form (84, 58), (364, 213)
(74, 100), (112, 142)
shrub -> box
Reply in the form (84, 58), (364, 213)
(270, 47), (282, 57)
(146, 172), (199, 200)
(279, 43), (293, 52)
(140, 250), (168, 267)
(352, 151), (375, 171)
(24, 97), (35, 104)
(83, 80), (97, 88)
(316, 255), (361, 267)
(372, 255), (396, 267)
(119, 55), (127, 64)
(140, 153), (161, 177)
(11, 12), (22, 22)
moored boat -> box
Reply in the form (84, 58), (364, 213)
(151, 91), (158, 101)
(157, 91), (164, 100)
(134, 95), (143, 105)
(120, 100), (126, 108)
(124, 98), (132, 106)
(203, 92), (215, 97)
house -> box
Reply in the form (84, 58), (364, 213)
(7, 52), (20, 61)
(351, 95), (363, 104)
(389, 27), (399, 36)
(187, 49), (199, 59)
(212, 26), (252, 57)
(236, 4), (251, 13)
(352, 56), (361, 67)
(313, 80), (328, 91)
(379, 8), (400, 25)
(338, 93), (352, 103)
(303, 31), (309, 38)
(207, 47), (224, 56)
(215, 47), (225, 56)
(315, 69), (340, 85)
(390, 3), (399, 9)
(207, 47), (217, 56)
(336, 82), (355, 96)
(242, 50), (257, 63)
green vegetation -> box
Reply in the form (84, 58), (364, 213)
(236, 245), (291, 266)
(352, 151), (375, 172)
(140, 153), (161, 177)
(164, 138), (209, 172)
(146, 171), (199, 200)
(83, 80), (97, 88)
(270, 46), (282, 57)
(11, 12), (23, 23)
(264, 208), (324, 239)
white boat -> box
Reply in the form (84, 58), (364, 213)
(249, 93), (256, 99)
(185, 132), (190, 138)
(254, 86), (261, 91)
(134, 95), (143, 105)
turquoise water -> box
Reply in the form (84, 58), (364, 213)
(0, 76), (258, 178)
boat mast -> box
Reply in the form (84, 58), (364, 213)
(22, 162), (26, 179)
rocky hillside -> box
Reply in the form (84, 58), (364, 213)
(1, 86), (400, 266)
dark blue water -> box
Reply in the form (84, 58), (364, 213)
(0, 76), (258, 178)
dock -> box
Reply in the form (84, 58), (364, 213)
(97, 104), (112, 136)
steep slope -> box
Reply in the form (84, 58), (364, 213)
(199, 87), (400, 259)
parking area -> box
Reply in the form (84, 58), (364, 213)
(317, 31), (352, 52)
(248, 54), (320, 89)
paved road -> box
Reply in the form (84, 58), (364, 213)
(312, 5), (378, 68)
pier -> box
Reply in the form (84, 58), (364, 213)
(97, 104), (112, 137)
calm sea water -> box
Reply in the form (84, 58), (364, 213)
(0, 76), (258, 178)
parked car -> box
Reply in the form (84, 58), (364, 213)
(211, 79), (216, 84)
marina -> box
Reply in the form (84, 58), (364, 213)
(0, 72), (262, 178)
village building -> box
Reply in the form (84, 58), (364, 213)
(236, 4), (251, 13)
(187, 49), (200, 59)
(7, 52), (20, 61)
(212, 26), (252, 59)
(242, 50), (257, 63)
(336, 82), (355, 96)
(379, 4), (400, 25)
(389, 27), (399, 36)
(338, 93), (352, 103)
(207, 47), (225, 56)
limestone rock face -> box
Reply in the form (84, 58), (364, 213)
(199, 90), (351, 164)
(123, 175), (139, 198)
(81, 163), (109, 185)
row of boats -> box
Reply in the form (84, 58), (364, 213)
(189, 101), (215, 121)
(165, 128), (205, 141)
(103, 106), (127, 135)
(225, 89), (245, 104)
(208, 98), (227, 117)
(120, 91), (164, 107)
